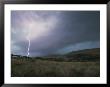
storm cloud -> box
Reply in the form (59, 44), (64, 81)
(11, 11), (100, 57)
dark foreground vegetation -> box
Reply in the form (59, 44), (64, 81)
(11, 48), (100, 77)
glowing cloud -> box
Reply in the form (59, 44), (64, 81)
(24, 17), (58, 40)
(11, 11), (61, 56)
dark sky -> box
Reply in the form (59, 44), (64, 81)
(11, 11), (100, 57)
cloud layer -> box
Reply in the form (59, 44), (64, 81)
(11, 11), (100, 57)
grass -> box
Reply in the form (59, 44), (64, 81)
(11, 58), (100, 77)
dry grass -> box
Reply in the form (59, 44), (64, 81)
(11, 58), (100, 77)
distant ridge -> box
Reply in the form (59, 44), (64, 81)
(66, 48), (100, 56)
(63, 48), (100, 61)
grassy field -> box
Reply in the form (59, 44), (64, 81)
(11, 58), (100, 77)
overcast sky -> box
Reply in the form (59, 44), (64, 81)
(11, 11), (100, 57)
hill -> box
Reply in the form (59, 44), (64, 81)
(63, 48), (100, 61)
(66, 48), (99, 56)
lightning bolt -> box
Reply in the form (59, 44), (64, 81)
(27, 38), (30, 57)
(27, 29), (31, 57)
